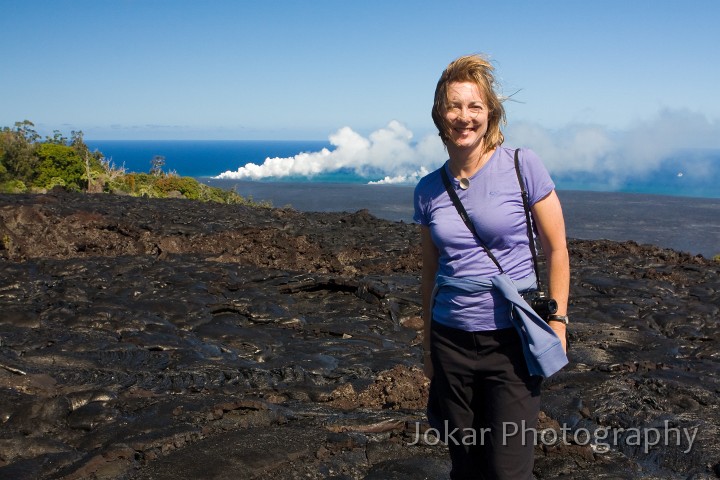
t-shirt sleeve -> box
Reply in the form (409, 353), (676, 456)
(413, 181), (429, 225)
(520, 148), (555, 205)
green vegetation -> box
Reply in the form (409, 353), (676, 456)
(0, 120), (268, 206)
(1, 234), (11, 252)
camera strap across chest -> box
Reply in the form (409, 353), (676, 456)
(439, 148), (543, 289)
(440, 165), (504, 274)
(512, 149), (544, 291)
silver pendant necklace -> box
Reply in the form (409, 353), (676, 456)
(453, 149), (490, 190)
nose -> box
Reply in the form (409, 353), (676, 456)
(457, 107), (473, 120)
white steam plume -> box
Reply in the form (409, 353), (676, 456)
(214, 120), (446, 183)
(214, 110), (720, 185)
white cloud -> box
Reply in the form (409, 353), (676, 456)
(506, 109), (720, 182)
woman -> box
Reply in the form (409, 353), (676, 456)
(413, 54), (570, 479)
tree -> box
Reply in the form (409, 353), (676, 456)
(45, 130), (68, 144)
(0, 123), (38, 182)
(150, 155), (165, 176)
(13, 120), (40, 143)
(75, 131), (93, 192)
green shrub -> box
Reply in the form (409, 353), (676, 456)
(154, 175), (201, 199)
(104, 175), (130, 194)
(136, 184), (160, 198)
(196, 182), (271, 206)
(107, 173), (156, 195)
(34, 143), (85, 191)
(45, 177), (67, 190)
(0, 179), (27, 193)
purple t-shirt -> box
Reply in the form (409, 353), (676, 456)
(414, 146), (555, 331)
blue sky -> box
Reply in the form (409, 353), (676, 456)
(2, 0), (719, 143)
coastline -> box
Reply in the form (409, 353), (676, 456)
(201, 178), (720, 259)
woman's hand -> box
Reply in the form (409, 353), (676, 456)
(423, 352), (434, 379)
(420, 225), (439, 380)
(549, 321), (568, 353)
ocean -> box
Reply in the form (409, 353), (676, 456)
(86, 140), (720, 259)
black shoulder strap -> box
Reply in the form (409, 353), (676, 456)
(439, 165), (504, 273)
(513, 148), (543, 290)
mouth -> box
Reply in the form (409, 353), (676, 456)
(453, 126), (475, 134)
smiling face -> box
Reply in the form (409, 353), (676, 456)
(431, 55), (506, 153)
(442, 81), (489, 151)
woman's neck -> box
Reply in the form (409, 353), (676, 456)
(447, 143), (495, 179)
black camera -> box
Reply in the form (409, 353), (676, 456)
(522, 290), (558, 321)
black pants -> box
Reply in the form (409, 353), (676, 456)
(429, 322), (542, 480)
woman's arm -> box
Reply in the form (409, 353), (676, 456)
(531, 190), (570, 352)
(420, 225), (439, 378)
